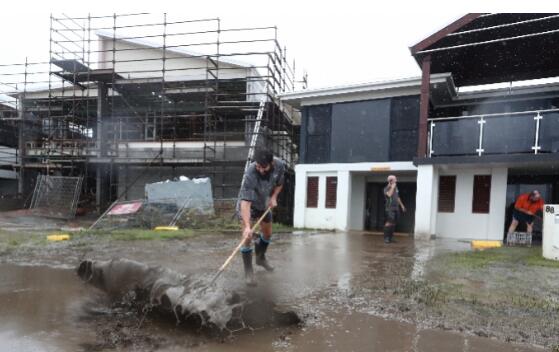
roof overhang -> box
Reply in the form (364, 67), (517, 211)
(279, 74), (453, 108)
(411, 13), (559, 87)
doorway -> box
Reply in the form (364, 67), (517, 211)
(505, 173), (559, 242)
(365, 182), (416, 234)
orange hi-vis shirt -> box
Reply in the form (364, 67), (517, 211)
(515, 193), (544, 214)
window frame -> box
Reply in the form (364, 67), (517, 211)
(306, 176), (319, 208)
(472, 175), (492, 214)
(325, 176), (338, 209)
(438, 175), (456, 213)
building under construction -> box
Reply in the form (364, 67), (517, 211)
(0, 13), (302, 218)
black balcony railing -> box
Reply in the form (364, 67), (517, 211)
(428, 108), (559, 157)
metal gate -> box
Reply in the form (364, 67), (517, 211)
(30, 175), (83, 219)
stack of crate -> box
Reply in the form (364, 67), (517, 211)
(506, 232), (532, 247)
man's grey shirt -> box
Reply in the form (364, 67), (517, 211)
(384, 184), (400, 211)
(237, 157), (286, 211)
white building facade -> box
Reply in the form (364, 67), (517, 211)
(281, 13), (559, 241)
(281, 76), (449, 235)
(282, 77), (559, 241)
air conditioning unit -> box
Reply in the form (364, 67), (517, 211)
(542, 204), (559, 260)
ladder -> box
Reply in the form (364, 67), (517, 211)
(244, 99), (266, 173)
(236, 99), (266, 201)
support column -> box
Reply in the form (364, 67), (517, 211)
(96, 83), (109, 212)
(487, 168), (508, 240)
(417, 55), (431, 158)
(293, 165), (306, 228)
(96, 166), (103, 212)
(414, 164), (437, 240)
(335, 171), (351, 231)
(17, 93), (25, 195)
(96, 164), (111, 213)
(97, 83), (108, 157)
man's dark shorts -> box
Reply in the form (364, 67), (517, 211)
(385, 209), (399, 223)
(237, 207), (273, 223)
(251, 207), (273, 223)
(512, 209), (534, 224)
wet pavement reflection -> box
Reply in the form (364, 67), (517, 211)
(0, 232), (545, 351)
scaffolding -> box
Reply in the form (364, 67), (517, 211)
(0, 13), (303, 216)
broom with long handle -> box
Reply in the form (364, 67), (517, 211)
(208, 207), (272, 286)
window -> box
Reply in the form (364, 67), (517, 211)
(438, 176), (456, 212)
(389, 95), (420, 161)
(325, 177), (337, 208)
(330, 99), (391, 163)
(306, 177), (319, 208)
(305, 105), (331, 163)
(145, 114), (157, 140)
(472, 175), (491, 213)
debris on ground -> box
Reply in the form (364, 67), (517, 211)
(77, 258), (300, 331)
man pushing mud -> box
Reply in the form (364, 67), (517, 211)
(237, 149), (286, 286)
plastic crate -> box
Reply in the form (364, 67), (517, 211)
(506, 232), (532, 247)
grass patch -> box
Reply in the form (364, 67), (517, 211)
(444, 247), (509, 268)
(397, 280), (449, 306)
(442, 246), (559, 269)
(525, 250), (559, 268)
(8, 238), (21, 247)
(82, 228), (196, 241)
(272, 222), (295, 233)
(426, 247), (559, 312)
(0, 232), (44, 247)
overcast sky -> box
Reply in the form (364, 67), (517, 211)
(1, 0), (557, 90)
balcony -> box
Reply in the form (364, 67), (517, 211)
(428, 109), (559, 157)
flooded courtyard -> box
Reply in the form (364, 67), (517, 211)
(0, 229), (555, 351)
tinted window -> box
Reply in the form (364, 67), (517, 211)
(304, 105), (331, 163)
(432, 119), (479, 156)
(483, 114), (535, 154)
(390, 95), (419, 161)
(330, 99), (390, 162)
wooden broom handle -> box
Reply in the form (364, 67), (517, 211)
(209, 207), (272, 285)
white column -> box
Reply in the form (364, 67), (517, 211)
(429, 166), (439, 236)
(487, 167), (508, 240)
(293, 165), (307, 228)
(349, 174), (366, 230)
(335, 170), (351, 230)
(415, 164), (436, 240)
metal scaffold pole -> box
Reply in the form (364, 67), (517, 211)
(0, 12), (300, 209)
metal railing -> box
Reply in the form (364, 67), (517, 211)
(428, 108), (559, 157)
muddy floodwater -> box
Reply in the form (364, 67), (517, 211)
(0, 231), (550, 351)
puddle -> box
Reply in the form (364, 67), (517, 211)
(0, 264), (98, 351)
(0, 232), (549, 351)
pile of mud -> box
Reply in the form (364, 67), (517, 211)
(77, 258), (299, 331)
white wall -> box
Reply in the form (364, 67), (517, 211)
(336, 171), (352, 230)
(99, 39), (248, 81)
(294, 161), (416, 231)
(349, 174), (366, 230)
(294, 162), (509, 239)
(25, 38), (254, 100)
(415, 164), (437, 239)
(435, 167), (508, 240)
(293, 169), (307, 228)
(302, 172), (337, 229)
